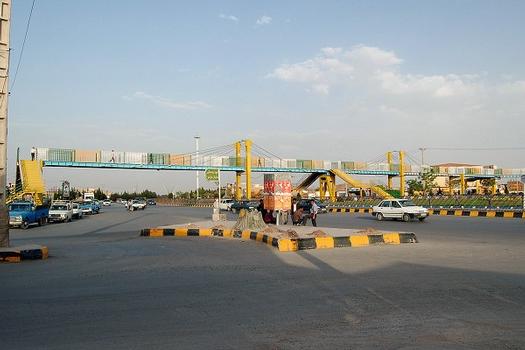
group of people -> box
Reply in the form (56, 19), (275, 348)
(257, 197), (319, 227)
(291, 198), (319, 227)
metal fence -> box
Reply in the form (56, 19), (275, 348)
(329, 194), (524, 210)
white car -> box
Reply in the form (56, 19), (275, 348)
(48, 201), (73, 223)
(218, 199), (234, 211)
(72, 203), (83, 219)
(102, 200), (111, 206)
(372, 199), (428, 222)
(129, 200), (146, 211)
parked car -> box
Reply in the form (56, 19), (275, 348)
(48, 201), (74, 223)
(9, 201), (49, 229)
(372, 199), (429, 222)
(147, 199), (156, 206)
(296, 199), (328, 213)
(72, 203), (83, 219)
(218, 199), (234, 211)
(230, 200), (259, 213)
(102, 200), (111, 206)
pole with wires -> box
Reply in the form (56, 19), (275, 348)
(0, 0), (10, 247)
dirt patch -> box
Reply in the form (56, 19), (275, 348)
(260, 226), (299, 239)
(306, 230), (329, 237)
(354, 227), (379, 235)
(184, 223), (200, 229)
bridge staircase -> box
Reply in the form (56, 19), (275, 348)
(7, 160), (46, 206)
(330, 168), (393, 199)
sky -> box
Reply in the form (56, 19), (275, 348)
(7, 0), (525, 193)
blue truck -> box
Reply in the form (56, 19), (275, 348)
(79, 200), (100, 215)
(9, 201), (50, 229)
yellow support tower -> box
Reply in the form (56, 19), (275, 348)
(245, 139), (252, 200)
(327, 173), (336, 202)
(460, 173), (466, 195)
(387, 151), (393, 189)
(319, 176), (327, 200)
(235, 141), (242, 200)
(491, 182), (497, 195)
(399, 151), (405, 197)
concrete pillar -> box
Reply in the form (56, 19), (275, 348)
(235, 141), (242, 200)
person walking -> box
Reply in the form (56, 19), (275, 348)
(291, 198), (298, 225)
(309, 199), (319, 227)
(30, 147), (36, 161)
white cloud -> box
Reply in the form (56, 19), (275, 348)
(256, 15), (272, 25)
(219, 13), (239, 22)
(268, 45), (525, 156)
(128, 92), (211, 110)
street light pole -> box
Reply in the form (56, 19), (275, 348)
(419, 147), (426, 167)
(194, 136), (200, 199)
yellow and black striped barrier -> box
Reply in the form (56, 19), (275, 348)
(140, 227), (417, 252)
(158, 203), (214, 208)
(0, 245), (49, 263)
(328, 207), (525, 219)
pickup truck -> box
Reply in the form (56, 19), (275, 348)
(9, 201), (49, 229)
(48, 201), (74, 223)
(80, 201), (99, 215)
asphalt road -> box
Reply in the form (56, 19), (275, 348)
(2, 206), (524, 349)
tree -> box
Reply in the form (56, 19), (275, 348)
(407, 170), (437, 196)
(407, 179), (424, 195)
(420, 170), (437, 195)
(94, 188), (107, 200)
(480, 178), (496, 194)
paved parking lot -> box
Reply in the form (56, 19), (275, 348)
(2, 206), (525, 349)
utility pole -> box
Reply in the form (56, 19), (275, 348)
(194, 136), (200, 199)
(418, 147), (426, 167)
(0, 0), (10, 248)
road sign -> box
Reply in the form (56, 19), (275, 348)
(205, 169), (219, 181)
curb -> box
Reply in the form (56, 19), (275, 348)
(328, 207), (525, 218)
(0, 245), (49, 263)
(140, 227), (417, 252)
(158, 204), (214, 208)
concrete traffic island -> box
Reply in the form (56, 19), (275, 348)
(0, 244), (49, 263)
(140, 220), (418, 252)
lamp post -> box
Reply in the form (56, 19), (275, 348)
(194, 136), (200, 199)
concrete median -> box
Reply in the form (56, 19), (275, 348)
(0, 244), (49, 263)
(140, 222), (418, 252)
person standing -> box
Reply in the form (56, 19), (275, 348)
(309, 199), (319, 227)
(30, 147), (36, 161)
(291, 198), (298, 225)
